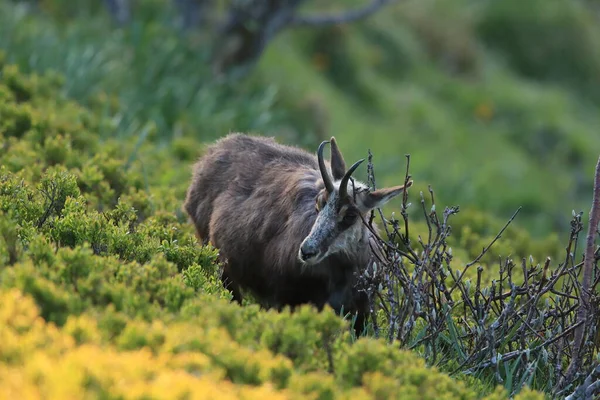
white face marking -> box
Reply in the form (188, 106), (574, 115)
(298, 179), (370, 265)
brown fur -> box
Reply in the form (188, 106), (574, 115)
(183, 133), (405, 334)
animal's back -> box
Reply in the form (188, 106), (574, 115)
(183, 133), (319, 244)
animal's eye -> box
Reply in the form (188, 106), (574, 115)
(341, 210), (358, 226)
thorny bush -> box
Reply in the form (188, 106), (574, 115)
(358, 152), (600, 399)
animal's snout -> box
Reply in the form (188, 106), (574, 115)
(299, 243), (318, 262)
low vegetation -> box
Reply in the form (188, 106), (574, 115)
(360, 152), (600, 397)
(0, 56), (552, 399)
(1, 0), (600, 398)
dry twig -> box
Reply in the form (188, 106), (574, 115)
(358, 152), (600, 397)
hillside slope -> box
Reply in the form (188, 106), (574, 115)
(1, 0), (598, 236)
(0, 57), (549, 399)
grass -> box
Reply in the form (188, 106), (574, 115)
(2, 0), (599, 238)
(1, 0), (599, 397)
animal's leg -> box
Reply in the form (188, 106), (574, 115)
(193, 230), (208, 245)
(352, 310), (367, 337)
(349, 291), (370, 337)
(220, 261), (243, 303)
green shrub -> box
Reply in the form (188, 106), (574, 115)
(0, 28), (551, 400)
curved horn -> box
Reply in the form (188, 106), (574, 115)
(339, 158), (365, 200)
(318, 140), (334, 193)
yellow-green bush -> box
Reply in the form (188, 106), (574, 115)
(0, 288), (546, 400)
(0, 61), (546, 398)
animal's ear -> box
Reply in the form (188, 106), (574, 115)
(356, 181), (413, 212)
(330, 137), (346, 180)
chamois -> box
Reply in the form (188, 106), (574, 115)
(183, 133), (412, 334)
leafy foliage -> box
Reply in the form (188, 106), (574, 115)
(0, 57), (547, 399)
(2, 0), (599, 397)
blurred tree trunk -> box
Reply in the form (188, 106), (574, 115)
(211, 0), (397, 76)
(104, 0), (130, 25)
(211, 0), (305, 76)
(175, 0), (213, 30)
(97, 0), (397, 76)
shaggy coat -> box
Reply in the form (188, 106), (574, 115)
(183, 133), (410, 334)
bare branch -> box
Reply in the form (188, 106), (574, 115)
(565, 364), (600, 400)
(466, 206), (522, 268)
(361, 149), (599, 396)
(561, 154), (600, 390)
(291, 0), (397, 27)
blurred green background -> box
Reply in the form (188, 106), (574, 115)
(2, 0), (599, 238)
